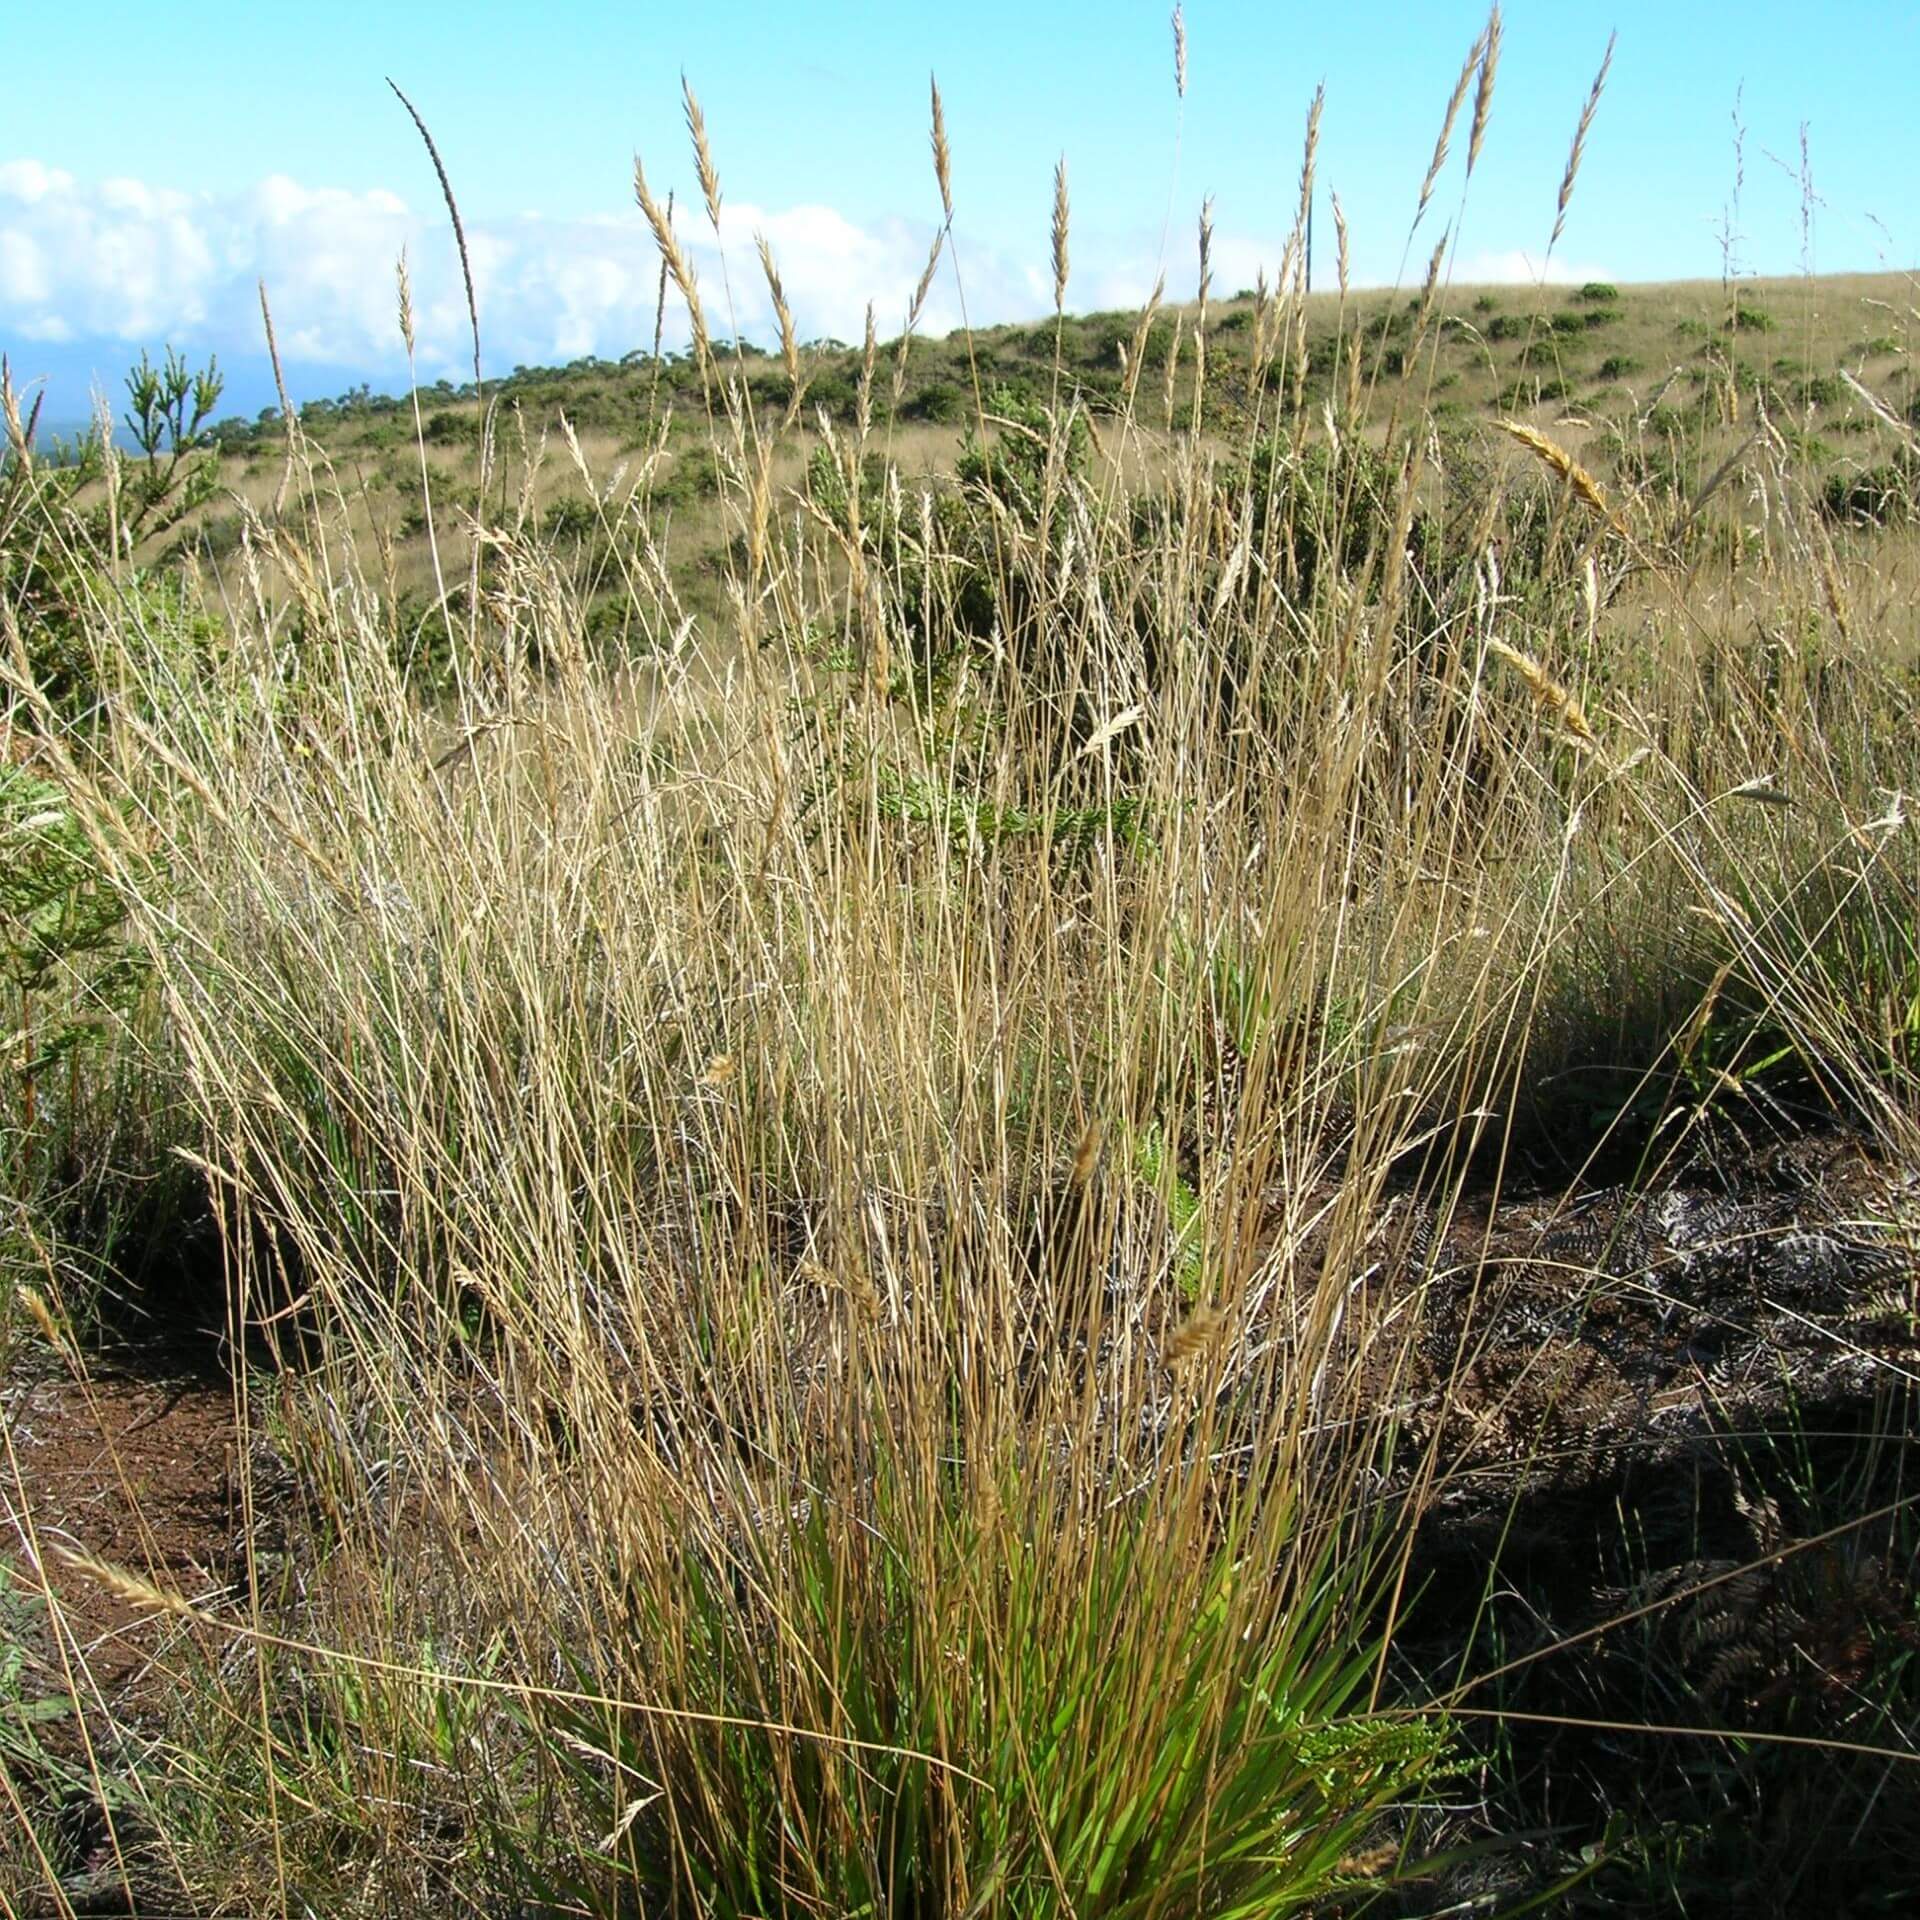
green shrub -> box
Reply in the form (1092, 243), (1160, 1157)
(1597, 353), (1642, 380)
(803, 444), (897, 528)
(1363, 306), (1416, 345)
(1780, 428), (1834, 464)
(2, 530), (220, 724)
(180, 511), (246, 562)
(422, 409), (479, 446)
(1576, 281), (1620, 304)
(956, 387), (1091, 522)
(655, 444), (724, 506)
(803, 443), (993, 663)
(1221, 435), (1442, 606)
(902, 380), (969, 425)
(540, 495), (601, 543)
(0, 1558), (91, 1849)
(1498, 376), (1568, 408)
(534, 1484), (1448, 1920)
(802, 368), (860, 420)
(1821, 455), (1920, 527)
(0, 762), (153, 1150)
(206, 415), (263, 454)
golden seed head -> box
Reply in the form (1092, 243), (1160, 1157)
(1297, 87), (1323, 244)
(930, 76), (954, 222)
(1165, 1306), (1224, 1368)
(1496, 419), (1628, 537)
(395, 246), (416, 357)
(635, 155), (710, 368)
(1552, 31), (1616, 254)
(1468, 4), (1502, 179)
(58, 1547), (193, 1617)
(1488, 638), (1597, 747)
(754, 233), (799, 388)
(1418, 34), (1481, 223)
(17, 1285), (69, 1358)
(1069, 1118), (1104, 1187)
(682, 75), (722, 229)
(1051, 156), (1071, 312)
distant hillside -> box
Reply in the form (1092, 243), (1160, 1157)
(28, 268), (1915, 649)
(190, 270), (1916, 457)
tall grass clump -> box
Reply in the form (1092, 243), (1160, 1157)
(4, 19), (1919, 1916)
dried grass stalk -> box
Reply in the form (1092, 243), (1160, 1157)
(1070, 1119), (1104, 1188)
(1124, 274), (1166, 407)
(755, 233), (801, 394)
(634, 156), (711, 372)
(930, 75), (953, 222)
(1488, 637), (1598, 748)
(1165, 1306), (1224, 1368)
(387, 79), (482, 391)
(258, 278), (297, 516)
(394, 248), (416, 358)
(1197, 196), (1214, 321)
(1551, 32), (1616, 254)
(1468, 4), (1502, 178)
(1418, 30), (1485, 225)
(1052, 156), (1071, 313)
(683, 76), (723, 229)
(58, 1548), (194, 1618)
(1297, 85), (1324, 242)
(1498, 419), (1630, 537)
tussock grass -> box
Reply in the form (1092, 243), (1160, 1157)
(3, 16), (1919, 1915)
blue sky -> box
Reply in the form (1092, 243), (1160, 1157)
(5, 1), (1916, 423)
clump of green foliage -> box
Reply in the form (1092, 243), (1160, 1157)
(1, 350), (226, 718)
(122, 347), (226, 533)
(1822, 454), (1920, 526)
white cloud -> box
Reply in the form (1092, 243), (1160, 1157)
(0, 160), (72, 205)
(0, 158), (1048, 386)
(1454, 248), (1613, 288)
(0, 228), (48, 304)
(1, 160), (220, 341)
(1, 156), (1613, 397)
